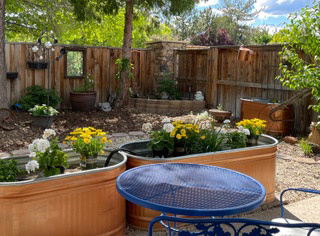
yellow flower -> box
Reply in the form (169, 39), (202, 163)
(100, 150), (105, 154)
(108, 140), (112, 144)
(84, 138), (90, 144)
(170, 132), (175, 138)
(201, 136), (206, 140)
(70, 136), (77, 141)
(70, 131), (78, 135)
(65, 136), (71, 140)
(176, 134), (182, 140)
(181, 129), (186, 135)
(101, 137), (107, 143)
(195, 129), (200, 133)
(97, 132), (106, 136)
(62, 141), (66, 144)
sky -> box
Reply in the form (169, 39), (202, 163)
(196, 0), (314, 34)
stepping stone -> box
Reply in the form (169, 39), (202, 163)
(129, 131), (145, 137)
(58, 143), (69, 149)
(112, 133), (129, 138)
(0, 152), (10, 159)
(10, 149), (29, 157)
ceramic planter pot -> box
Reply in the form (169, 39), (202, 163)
(70, 92), (97, 111)
(209, 109), (232, 122)
(31, 115), (54, 128)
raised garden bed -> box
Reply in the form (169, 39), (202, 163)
(120, 134), (278, 230)
(240, 98), (293, 136)
(131, 98), (206, 114)
(0, 150), (127, 236)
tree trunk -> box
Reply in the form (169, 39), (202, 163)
(116, 0), (133, 108)
(0, 0), (7, 108)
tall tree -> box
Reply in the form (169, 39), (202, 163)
(69, 0), (198, 107)
(0, 0), (7, 108)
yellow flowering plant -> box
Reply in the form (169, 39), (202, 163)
(170, 121), (199, 145)
(236, 118), (267, 138)
(65, 127), (111, 157)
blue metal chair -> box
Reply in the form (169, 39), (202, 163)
(148, 188), (320, 236)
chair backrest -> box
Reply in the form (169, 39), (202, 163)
(148, 215), (320, 236)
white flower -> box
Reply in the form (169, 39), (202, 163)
(220, 128), (227, 134)
(29, 138), (50, 153)
(163, 123), (174, 133)
(25, 160), (39, 174)
(238, 126), (244, 131)
(29, 152), (37, 158)
(162, 118), (171, 123)
(52, 48), (55, 51)
(242, 128), (251, 136)
(32, 46), (39, 52)
(223, 119), (231, 124)
(39, 56), (44, 60)
(142, 123), (153, 132)
(42, 129), (56, 139)
(196, 111), (209, 121)
(45, 41), (52, 48)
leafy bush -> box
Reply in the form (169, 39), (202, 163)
(225, 132), (247, 149)
(18, 85), (62, 111)
(73, 74), (95, 93)
(0, 159), (21, 182)
(157, 73), (180, 99)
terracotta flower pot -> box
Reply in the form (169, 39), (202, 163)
(70, 92), (97, 111)
(209, 109), (232, 122)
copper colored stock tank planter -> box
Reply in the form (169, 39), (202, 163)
(0, 151), (127, 236)
(240, 98), (294, 136)
(120, 135), (278, 230)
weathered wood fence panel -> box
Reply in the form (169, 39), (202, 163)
(174, 45), (311, 134)
(5, 43), (154, 107)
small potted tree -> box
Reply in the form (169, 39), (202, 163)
(70, 74), (97, 111)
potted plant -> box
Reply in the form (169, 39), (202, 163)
(209, 104), (232, 122)
(65, 127), (111, 169)
(29, 104), (59, 128)
(236, 118), (266, 146)
(143, 120), (174, 158)
(70, 74), (97, 111)
(26, 129), (69, 177)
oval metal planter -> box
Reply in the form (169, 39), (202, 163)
(120, 135), (278, 230)
(0, 151), (127, 236)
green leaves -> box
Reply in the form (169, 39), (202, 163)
(277, 0), (320, 112)
(0, 159), (21, 182)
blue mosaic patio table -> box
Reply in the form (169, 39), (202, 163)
(116, 163), (266, 217)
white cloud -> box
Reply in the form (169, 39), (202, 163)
(197, 0), (219, 7)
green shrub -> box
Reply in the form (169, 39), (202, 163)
(18, 85), (62, 111)
(73, 74), (95, 93)
(157, 73), (180, 99)
(0, 159), (21, 182)
(299, 139), (313, 157)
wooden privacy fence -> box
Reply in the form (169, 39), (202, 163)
(5, 42), (155, 107)
(174, 45), (312, 133)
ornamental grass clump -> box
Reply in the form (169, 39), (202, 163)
(65, 127), (111, 157)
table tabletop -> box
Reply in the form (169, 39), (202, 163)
(116, 163), (266, 216)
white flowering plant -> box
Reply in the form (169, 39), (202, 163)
(29, 104), (58, 116)
(26, 129), (68, 177)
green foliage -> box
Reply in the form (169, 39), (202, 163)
(0, 159), (21, 182)
(157, 73), (180, 99)
(252, 29), (273, 44)
(225, 131), (247, 149)
(189, 129), (225, 154)
(270, 29), (291, 43)
(18, 85), (62, 111)
(115, 58), (134, 80)
(298, 139), (313, 157)
(217, 104), (223, 111)
(29, 104), (59, 116)
(148, 130), (174, 151)
(67, 51), (84, 77)
(5, 1), (172, 48)
(73, 75), (95, 93)
(277, 1), (320, 112)
(36, 138), (69, 177)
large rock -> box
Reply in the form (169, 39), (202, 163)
(284, 136), (298, 144)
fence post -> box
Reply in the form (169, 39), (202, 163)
(212, 47), (219, 108)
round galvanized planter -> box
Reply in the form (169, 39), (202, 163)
(120, 135), (278, 230)
(70, 92), (97, 111)
(0, 151), (127, 236)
